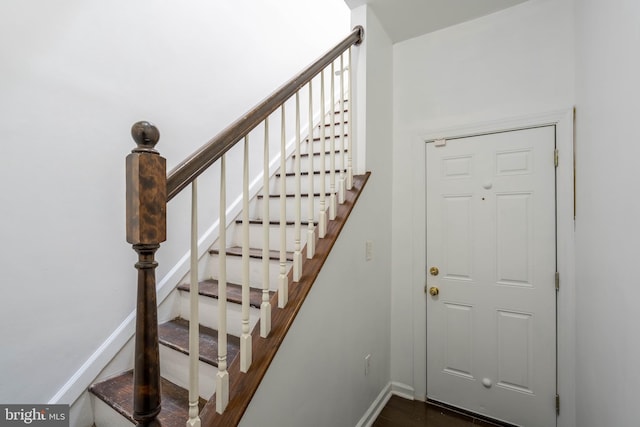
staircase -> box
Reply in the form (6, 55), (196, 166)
(87, 31), (369, 423)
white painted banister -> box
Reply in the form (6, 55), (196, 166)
(293, 92), (302, 282)
(318, 69), (327, 238)
(187, 180), (201, 427)
(216, 156), (229, 413)
(240, 136), (251, 373)
(261, 119), (271, 338)
(347, 47), (353, 190)
(307, 81), (315, 259)
(338, 53), (346, 205)
(278, 105), (288, 308)
(329, 61), (337, 221)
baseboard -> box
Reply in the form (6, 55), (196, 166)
(390, 381), (415, 400)
(48, 311), (137, 405)
(355, 383), (392, 427)
(355, 381), (418, 427)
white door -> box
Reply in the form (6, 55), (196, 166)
(426, 126), (556, 427)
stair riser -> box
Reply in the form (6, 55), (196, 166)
(159, 345), (217, 399)
(178, 289), (260, 336)
(286, 152), (346, 174)
(252, 196), (331, 222)
(208, 254), (290, 291)
(271, 173), (342, 196)
(311, 121), (348, 138)
(92, 395), (134, 426)
(230, 222), (308, 253)
(303, 134), (348, 153)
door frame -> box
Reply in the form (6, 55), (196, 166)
(404, 109), (575, 427)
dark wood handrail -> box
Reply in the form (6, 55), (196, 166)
(166, 25), (364, 201)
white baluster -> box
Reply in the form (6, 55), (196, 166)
(293, 92), (302, 282)
(216, 156), (229, 414)
(240, 136), (252, 373)
(329, 61), (337, 221)
(307, 81), (315, 259)
(261, 119), (271, 338)
(278, 105), (288, 308)
(347, 47), (353, 190)
(187, 180), (201, 427)
(318, 69), (327, 238)
(338, 53), (346, 204)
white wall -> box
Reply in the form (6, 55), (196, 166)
(574, 1), (640, 426)
(240, 5), (394, 426)
(391, 0), (574, 412)
(0, 0), (349, 405)
(239, 183), (391, 427)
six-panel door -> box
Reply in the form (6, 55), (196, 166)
(426, 126), (557, 427)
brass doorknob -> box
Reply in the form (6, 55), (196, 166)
(429, 266), (439, 276)
(429, 286), (439, 296)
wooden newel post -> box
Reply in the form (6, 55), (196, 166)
(126, 121), (166, 427)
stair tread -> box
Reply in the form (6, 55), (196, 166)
(159, 318), (240, 367)
(177, 278), (273, 308)
(321, 120), (348, 127)
(275, 170), (341, 177)
(89, 370), (206, 425)
(235, 219), (317, 226)
(257, 192), (333, 199)
(209, 246), (293, 261)
(309, 133), (348, 142)
(294, 149), (342, 158)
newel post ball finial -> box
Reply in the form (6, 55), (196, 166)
(131, 121), (160, 154)
(126, 120), (167, 246)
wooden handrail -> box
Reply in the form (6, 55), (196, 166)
(166, 25), (364, 201)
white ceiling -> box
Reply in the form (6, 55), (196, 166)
(344, 0), (529, 43)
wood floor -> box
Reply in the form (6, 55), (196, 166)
(373, 396), (507, 427)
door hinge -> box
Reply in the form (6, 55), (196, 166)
(554, 149), (559, 167)
(556, 394), (560, 415)
(555, 272), (560, 291)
